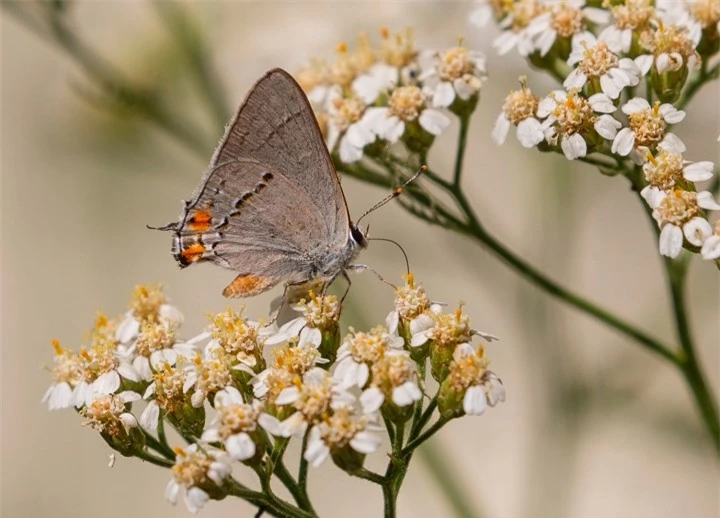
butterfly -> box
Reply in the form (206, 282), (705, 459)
(157, 68), (370, 299)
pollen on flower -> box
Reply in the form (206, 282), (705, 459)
(346, 326), (392, 364)
(264, 368), (297, 405)
(81, 394), (131, 437)
(209, 308), (262, 364)
(628, 101), (667, 147)
(331, 96), (367, 132)
(643, 150), (684, 190)
(296, 292), (339, 329)
(510, 0), (545, 31)
(218, 403), (260, 439)
(552, 91), (594, 135)
(193, 349), (234, 398)
(79, 342), (119, 383)
(428, 305), (472, 350)
(294, 379), (333, 424)
(130, 284), (166, 322)
(49, 340), (82, 385)
(388, 85), (425, 121)
(446, 346), (489, 393)
(690, 0), (720, 29)
(551, 3), (585, 38)
(578, 42), (620, 77)
(172, 447), (213, 487)
(135, 321), (175, 357)
(370, 353), (416, 396)
(437, 46), (478, 82)
(394, 273), (430, 320)
(273, 344), (322, 376)
(606, 0), (654, 31)
(318, 405), (368, 448)
(153, 363), (187, 413)
(655, 189), (701, 225)
(502, 80), (540, 125)
(380, 27), (416, 68)
(641, 23), (700, 67)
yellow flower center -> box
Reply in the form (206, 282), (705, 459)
(388, 85), (425, 121)
(578, 42), (620, 77)
(629, 102), (667, 148)
(551, 4), (585, 38)
(656, 189), (700, 225)
(552, 92), (594, 136)
(172, 448), (212, 487)
(643, 151), (684, 190)
(503, 85), (539, 124)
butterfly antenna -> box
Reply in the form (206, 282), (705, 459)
(356, 165), (426, 225)
(367, 237), (411, 275)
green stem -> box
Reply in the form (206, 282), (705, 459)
(298, 430), (311, 505)
(351, 468), (386, 485)
(225, 478), (312, 518)
(453, 114), (471, 188)
(401, 418), (450, 457)
(142, 428), (175, 460)
(409, 396), (438, 441)
(135, 449), (174, 468)
(665, 258), (720, 454)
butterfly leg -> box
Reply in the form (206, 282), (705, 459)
(270, 280), (316, 324)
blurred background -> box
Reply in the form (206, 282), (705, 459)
(1, 2), (718, 517)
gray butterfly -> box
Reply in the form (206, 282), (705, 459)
(158, 68), (368, 298)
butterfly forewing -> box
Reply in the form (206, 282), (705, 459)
(211, 69), (350, 247)
(170, 68), (352, 297)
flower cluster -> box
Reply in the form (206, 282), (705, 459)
(479, 0), (720, 261)
(296, 27), (487, 163)
(45, 279), (504, 513)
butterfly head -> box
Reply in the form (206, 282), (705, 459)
(350, 223), (369, 249)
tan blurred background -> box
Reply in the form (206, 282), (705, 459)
(2, 2), (719, 517)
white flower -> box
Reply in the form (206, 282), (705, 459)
(367, 85), (450, 143)
(81, 391), (141, 435)
(701, 221), (720, 260)
(634, 22), (701, 75)
(492, 0), (545, 56)
(352, 63), (399, 104)
(166, 444), (232, 514)
(360, 350), (422, 413)
(43, 340), (83, 410)
(334, 327), (404, 388)
(422, 46), (487, 108)
(538, 90), (618, 160)
(200, 387), (279, 461)
(492, 81), (546, 148)
(651, 189), (719, 257)
(303, 404), (382, 468)
(599, 0), (656, 53)
(274, 368), (354, 437)
(640, 151), (715, 205)
(527, 0), (610, 57)
(183, 344), (238, 408)
(325, 92), (379, 164)
(565, 36), (643, 99)
(447, 343), (505, 416)
(611, 98), (686, 157)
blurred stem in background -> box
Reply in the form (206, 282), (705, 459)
(4, 0), (717, 509)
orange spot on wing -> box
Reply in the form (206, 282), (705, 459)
(180, 243), (206, 264)
(223, 274), (274, 298)
(188, 209), (213, 232)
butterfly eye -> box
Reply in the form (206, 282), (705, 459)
(350, 225), (367, 247)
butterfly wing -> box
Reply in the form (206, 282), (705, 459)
(211, 68), (350, 249)
(168, 69), (350, 297)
